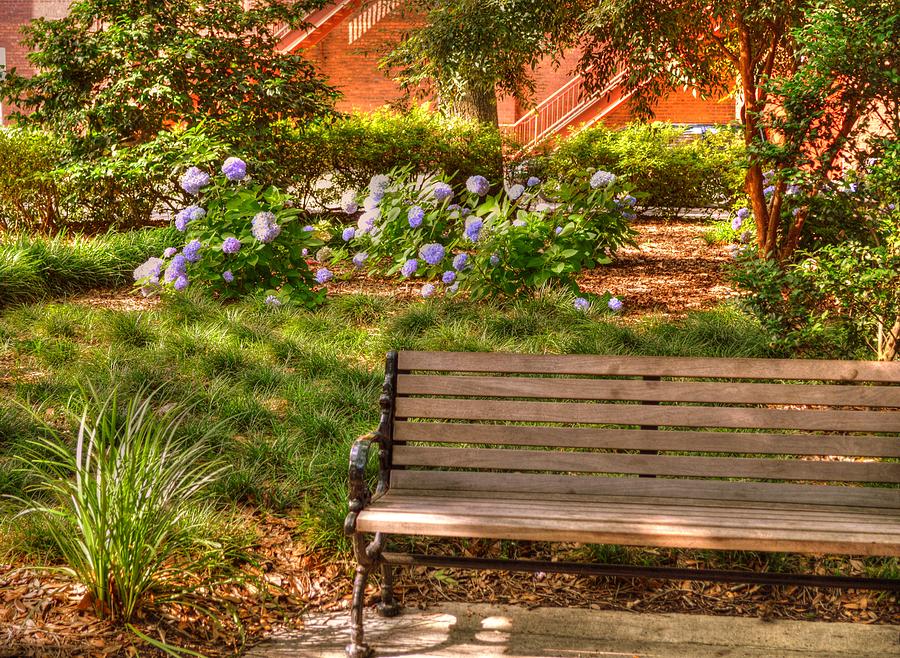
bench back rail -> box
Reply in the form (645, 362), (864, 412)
(388, 351), (900, 496)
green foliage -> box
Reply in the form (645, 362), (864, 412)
(273, 108), (504, 201)
(137, 161), (326, 307)
(0, 228), (177, 307)
(522, 123), (746, 211)
(382, 0), (575, 123)
(343, 166), (635, 299)
(1, 0), (336, 152)
(16, 386), (227, 621)
(0, 128), (66, 232)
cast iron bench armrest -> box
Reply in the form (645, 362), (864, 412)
(344, 431), (387, 536)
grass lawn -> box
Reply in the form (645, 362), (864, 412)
(1, 284), (896, 654)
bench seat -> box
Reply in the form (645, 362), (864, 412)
(359, 485), (900, 556)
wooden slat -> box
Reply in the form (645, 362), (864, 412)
(356, 509), (900, 557)
(397, 375), (900, 408)
(393, 446), (900, 483)
(394, 422), (900, 457)
(386, 487), (900, 518)
(389, 471), (900, 509)
(395, 398), (900, 433)
(398, 351), (900, 383)
(371, 496), (900, 531)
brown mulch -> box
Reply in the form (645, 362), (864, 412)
(578, 217), (736, 316)
(0, 515), (352, 658)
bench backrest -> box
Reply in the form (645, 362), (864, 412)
(387, 351), (900, 503)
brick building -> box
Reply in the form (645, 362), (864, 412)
(282, 0), (738, 147)
(1, 0), (738, 141)
(0, 0), (70, 122)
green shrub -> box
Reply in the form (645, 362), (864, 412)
(16, 386), (228, 621)
(271, 107), (504, 203)
(135, 160), (325, 307)
(520, 122), (746, 211)
(342, 166), (635, 301)
(0, 127), (66, 232)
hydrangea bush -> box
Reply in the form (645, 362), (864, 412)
(339, 166), (635, 303)
(134, 159), (325, 306)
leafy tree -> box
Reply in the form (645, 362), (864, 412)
(382, 0), (577, 126)
(578, 0), (898, 261)
(0, 0), (337, 152)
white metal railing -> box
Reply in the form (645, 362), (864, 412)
(348, 0), (400, 44)
(502, 70), (629, 148)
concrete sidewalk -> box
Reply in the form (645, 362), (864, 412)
(248, 603), (899, 657)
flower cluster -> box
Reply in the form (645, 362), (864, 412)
(175, 205), (206, 232)
(590, 170), (616, 189)
(251, 211), (281, 244)
(221, 157), (247, 182)
(181, 167), (211, 196)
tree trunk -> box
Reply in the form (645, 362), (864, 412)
(446, 83), (499, 127)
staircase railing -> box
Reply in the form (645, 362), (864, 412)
(502, 70), (629, 148)
(273, 0), (357, 49)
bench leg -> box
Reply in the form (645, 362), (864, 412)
(346, 563), (373, 658)
(377, 563), (401, 617)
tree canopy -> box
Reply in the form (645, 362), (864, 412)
(0, 0), (337, 152)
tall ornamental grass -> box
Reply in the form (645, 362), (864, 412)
(17, 387), (228, 621)
(0, 227), (176, 307)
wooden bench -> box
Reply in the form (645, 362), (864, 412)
(343, 351), (900, 657)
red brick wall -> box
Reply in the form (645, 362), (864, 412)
(0, 0), (70, 122)
(305, 6), (733, 128)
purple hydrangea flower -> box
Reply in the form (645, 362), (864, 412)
(252, 211), (281, 243)
(464, 218), (483, 242)
(489, 253), (500, 267)
(447, 282), (460, 295)
(342, 226), (356, 242)
(401, 259), (418, 277)
(303, 225), (315, 232)
(508, 184), (525, 201)
(357, 213), (376, 234)
(221, 157), (247, 182)
(433, 182), (453, 202)
(512, 219), (526, 227)
(369, 174), (390, 195)
(408, 205), (425, 228)
(133, 257), (165, 283)
(175, 205), (205, 232)
(608, 297), (623, 312)
(786, 184), (800, 196)
(164, 254), (187, 282)
(364, 194), (381, 210)
(222, 237), (241, 254)
(466, 175), (490, 196)
(574, 297), (589, 312)
(315, 268), (333, 284)
(173, 275), (189, 291)
(763, 185), (776, 197)
(180, 167), (210, 196)
(421, 283), (436, 298)
(183, 240), (202, 263)
(736, 207), (750, 221)
(555, 226), (563, 235)
(452, 253), (469, 271)
(590, 170), (616, 188)
(526, 176), (541, 187)
(223, 270), (234, 283)
(731, 214), (744, 231)
(302, 248), (309, 256)
(622, 195), (637, 207)
(352, 252), (368, 268)
(162, 247), (178, 258)
(341, 189), (359, 215)
(442, 271), (456, 284)
(265, 295), (282, 307)
(419, 243), (445, 266)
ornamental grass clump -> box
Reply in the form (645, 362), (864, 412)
(340, 165), (635, 305)
(135, 158), (325, 307)
(16, 386), (228, 622)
